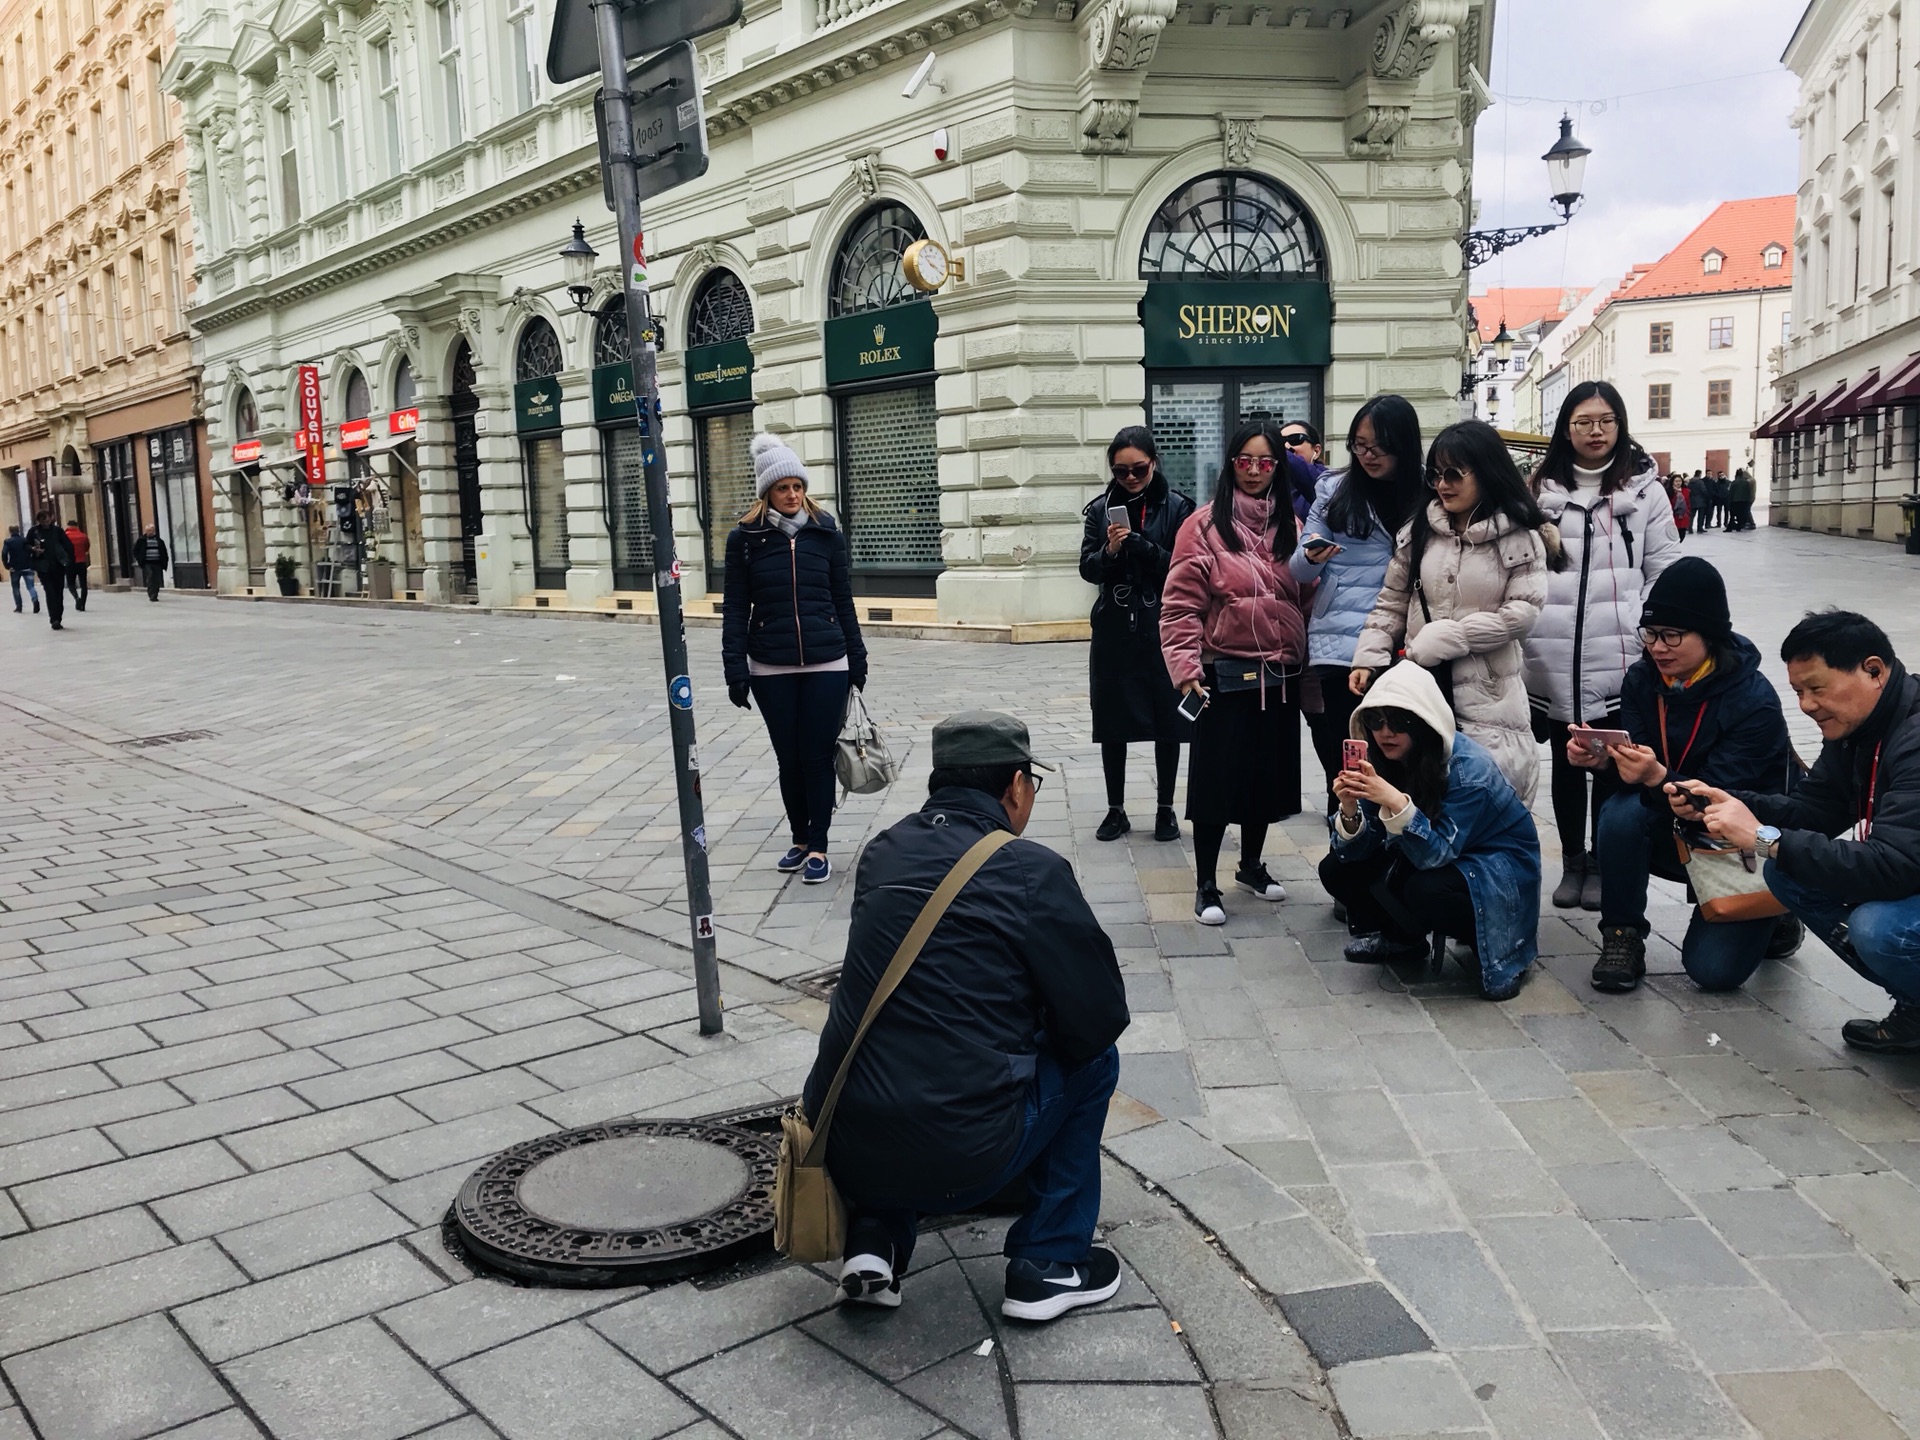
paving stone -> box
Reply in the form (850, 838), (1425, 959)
(894, 1349), (1013, 1440)
(802, 1259), (991, 1381)
(291, 1051), (479, 1109)
(319, 1016), (491, 1069)
(0, 1209), (172, 1296)
(1718, 1368), (1905, 1440)
(1650, 1285), (1829, 1373)
(521, 1033), (680, 1090)
(0, 1080), (185, 1148)
(1723, 1113), (1884, 1178)
(1572, 1069), (1709, 1129)
(1118, 1050), (1204, 1118)
(1327, 1353), (1484, 1438)
(1219, 1214), (1367, 1295)
(1228, 1139), (1327, 1187)
(1479, 1215), (1655, 1328)
(443, 1322), (697, 1440)
(1014, 1383), (1214, 1440)
(220, 1191), (415, 1278)
(0, 1240), (244, 1355)
(354, 1103), (554, 1180)
(1753, 1255), (1920, 1333)
(222, 1319), (466, 1440)
(1274, 1280), (1432, 1366)
(1593, 1217), (1754, 1288)
(1297, 1090), (1417, 1164)
(1195, 1083), (1307, 1142)
(1212, 1380), (1344, 1440)
(997, 1303), (1197, 1383)
(1433, 1149), (1567, 1218)
(1795, 1173), (1920, 1282)
(1396, 1091), (1523, 1153)
(377, 1163), (477, 1226)
(2, 1314), (230, 1440)
(155, 1153), (389, 1240)
(225, 1096), (428, 1171)
(1499, 1098), (1635, 1167)
(1457, 1047), (1577, 1101)
(13, 1139), (246, 1226)
(591, 1265), (837, 1374)
(102, 1087), (312, 1156)
(1455, 1349), (1605, 1440)
(671, 1328), (945, 1440)
(1692, 1186), (1855, 1258)
(174, 1047), (341, 1102)
(1162, 1159), (1303, 1232)
(1829, 1333), (1920, 1435)
(177, 1242), (446, 1361)
(1657, 1053), (1808, 1118)
(1330, 1161), (1457, 1235)
(1520, 1014), (1648, 1074)
(156, 1413), (265, 1440)
(385, 1278), (623, 1368)
(1104, 1120), (1234, 1183)
(1626, 1125), (1785, 1192)
(1369, 1231), (1530, 1348)
(1356, 1031), (1474, 1095)
(1775, 1068), (1920, 1142)
(1549, 1329), (1747, 1440)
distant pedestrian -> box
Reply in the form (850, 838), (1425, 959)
(25, 510), (73, 631)
(1728, 468), (1756, 531)
(1080, 425), (1195, 843)
(3, 525), (38, 614)
(64, 519), (90, 611)
(1688, 471), (1712, 531)
(1670, 477), (1692, 540)
(1710, 471), (1731, 530)
(131, 525), (170, 601)
(721, 434), (868, 887)
(1278, 420), (1328, 523)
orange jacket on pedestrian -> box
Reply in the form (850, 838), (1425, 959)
(64, 526), (89, 565)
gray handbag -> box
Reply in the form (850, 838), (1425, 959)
(835, 688), (898, 800)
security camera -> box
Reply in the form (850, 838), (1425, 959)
(902, 52), (946, 98)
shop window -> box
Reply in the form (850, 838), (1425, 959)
(830, 204), (927, 316)
(682, 271), (756, 583)
(689, 270), (754, 347)
(515, 317), (568, 588)
(593, 301), (653, 589)
(1140, 171), (1326, 279)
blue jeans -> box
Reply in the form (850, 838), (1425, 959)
(1765, 861), (1920, 1006)
(845, 1044), (1119, 1269)
(1594, 793), (1775, 991)
(9, 570), (35, 609)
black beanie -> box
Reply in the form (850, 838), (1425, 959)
(1639, 556), (1731, 639)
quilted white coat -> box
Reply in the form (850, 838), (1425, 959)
(1522, 458), (1682, 724)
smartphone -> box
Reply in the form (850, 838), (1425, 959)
(1106, 505), (1130, 530)
(1342, 739), (1368, 772)
(1571, 726), (1630, 756)
(1302, 534), (1343, 558)
(1177, 689), (1207, 722)
(1675, 786), (1711, 812)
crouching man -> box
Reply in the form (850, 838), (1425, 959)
(801, 710), (1130, 1320)
(1674, 611), (1920, 1052)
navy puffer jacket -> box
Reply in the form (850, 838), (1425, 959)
(1617, 633), (1795, 809)
(721, 510), (868, 688)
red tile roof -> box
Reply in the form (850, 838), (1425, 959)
(1609, 197), (1795, 300)
(1468, 286), (1590, 342)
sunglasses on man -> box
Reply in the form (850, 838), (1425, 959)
(1280, 431), (1313, 448)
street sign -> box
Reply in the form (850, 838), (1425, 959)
(593, 44), (709, 210)
(547, 0), (741, 83)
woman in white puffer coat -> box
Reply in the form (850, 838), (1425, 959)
(1524, 381), (1682, 911)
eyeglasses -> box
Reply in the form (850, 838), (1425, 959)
(1359, 709), (1415, 735)
(1350, 441), (1387, 460)
(1638, 626), (1691, 649)
(1280, 432), (1313, 448)
(1569, 416), (1619, 434)
(1232, 455), (1277, 473)
(1110, 462), (1151, 482)
(1426, 465), (1470, 489)
(1022, 769), (1044, 793)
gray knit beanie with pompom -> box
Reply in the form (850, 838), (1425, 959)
(751, 433), (807, 496)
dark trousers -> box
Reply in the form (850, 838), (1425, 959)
(66, 562), (87, 608)
(1594, 792), (1773, 991)
(1304, 665), (1364, 809)
(845, 1045), (1118, 1269)
(749, 670), (851, 853)
(1101, 740), (1179, 810)
(1318, 844), (1476, 947)
(1545, 718), (1622, 857)
(40, 573), (64, 628)
(143, 562), (163, 600)
(9, 570), (36, 610)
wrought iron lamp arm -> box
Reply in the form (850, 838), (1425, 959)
(1462, 221), (1567, 270)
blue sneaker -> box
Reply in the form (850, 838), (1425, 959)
(776, 846), (807, 873)
(802, 854), (831, 885)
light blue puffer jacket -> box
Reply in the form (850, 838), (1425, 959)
(1287, 470), (1399, 668)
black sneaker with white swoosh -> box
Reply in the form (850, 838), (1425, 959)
(1000, 1246), (1122, 1321)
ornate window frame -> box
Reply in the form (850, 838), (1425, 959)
(1139, 170), (1327, 281)
(829, 202), (928, 317)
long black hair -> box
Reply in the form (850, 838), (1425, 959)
(1364, 707), (1452, 819)
(1209, 419), (1295, 561)
(1105, 425), (1163, 498)
(1534, 380), (1644, 495)
(1413, 420), (1567, 570)
(1327, 394), (1424, 540)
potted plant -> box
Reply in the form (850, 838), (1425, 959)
(273, 553), (301, 597)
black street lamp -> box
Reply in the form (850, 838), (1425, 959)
(1492, 319), (1515, 365)
(559, 219), (599, 311)
(1462, 114), (1592, 270)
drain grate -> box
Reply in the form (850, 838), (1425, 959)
(785, 965), (843, 1003)
(117, 730), (216, 749)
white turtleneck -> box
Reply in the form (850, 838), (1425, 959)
(1572, 461), (1610, 488)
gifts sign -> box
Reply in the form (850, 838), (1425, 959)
(297, 365), (326, 489)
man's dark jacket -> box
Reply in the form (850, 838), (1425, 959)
(132, 534), (171, 569)
(1618, 635), (1795, 809)
(24, 523), (72, 578)
(1, 534), (28, 572)
(802, 786), (1129, 1207)
(720, 513), (867, 688)
(1734, 661), (1920, 905)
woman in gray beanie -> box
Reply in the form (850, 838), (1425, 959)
(720, 433), (869, 885)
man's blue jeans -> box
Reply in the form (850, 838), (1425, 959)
(9, 570), (35, 609)
(1594, 793), (1776, 991)
(844, 1044), (1119, 1271)
(1765, 861), (1920, 1006)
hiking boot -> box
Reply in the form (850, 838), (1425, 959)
(1344, 932), (1428, 965)
(1764, 914), (1805, 960)
(1153, 807), (1180, 842)
(839, 1248), (902, 1308)
(1552, 853), (1588, 909)
(1233, 862), (1286, 901)
(1591, 925), (1646, 993)
(1095, 808), (1130, 842)
(1001, 1246), (1122, 1322)
(775, 846), (807, 874)
(1194, 884), (1226, 926)
(1841, 999), (1920, 1054)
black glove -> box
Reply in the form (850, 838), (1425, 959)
(728, 681), (752, 710)
(849, 665), (867, 692)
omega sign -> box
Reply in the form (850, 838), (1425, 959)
(859, 322), (904, 369)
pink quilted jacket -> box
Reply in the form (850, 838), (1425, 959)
(1160, 489), (1308, 687)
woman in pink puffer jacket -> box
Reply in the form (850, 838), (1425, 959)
(1161, 420), (1311, 928)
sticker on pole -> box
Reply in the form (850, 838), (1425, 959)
(691, 825), (707, 851)
(660, 557), (681, 589)
(669, 675), (693, 710)
(695, 914), (715, 940)
(686, 743), (700, 771)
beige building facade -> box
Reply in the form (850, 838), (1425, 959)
(0, 0), (210, 587)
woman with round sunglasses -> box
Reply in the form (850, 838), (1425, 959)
(1162, 420), (1311, 925)
(1291, 395), (1426, 814)
(1523, 381), (1682, 912)
(1321, 663), (1541, 997)
(1080, 425), (1197, 843)
(1351, 419), (1560, 805)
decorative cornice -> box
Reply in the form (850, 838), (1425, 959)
(1371, 0), (1470, 82)
(1087, 0), (1178, 70)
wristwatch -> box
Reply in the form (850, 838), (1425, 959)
(1753, 825), (1782, 859)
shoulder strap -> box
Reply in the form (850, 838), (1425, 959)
(802, 828), (1015, 1164)
(1407, 522), (1433, 624)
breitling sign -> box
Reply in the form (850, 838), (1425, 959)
(825, 300), (937, 386)
(1142, 281), (1332, 368)
(514, 377), (564, 434)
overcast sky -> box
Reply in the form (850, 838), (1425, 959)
(1468, 0), (1806, 293)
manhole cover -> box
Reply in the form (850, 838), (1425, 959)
(116, 730), (216, 749)
(450, 1119), (778, 1288)
(786, 965), (842, 1002)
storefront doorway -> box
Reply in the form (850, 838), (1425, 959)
(827, 203), (941, 595)
(684, 270), (756, 584)
(450, 342), (483, 589)
(590, 301), (653, 591)
(513, 319), (568, 590)
(1138, 172), (1331, 501)
(99, 439), (140, 584)
(147, 426), (206, 588)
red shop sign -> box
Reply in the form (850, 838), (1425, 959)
(231, 438), (263, 464)
(340, 417), (372, 450)
(389, 407), (420, 435)
(296, 365), (326, 488)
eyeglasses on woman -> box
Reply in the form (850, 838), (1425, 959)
(1232, 454), (1277, 473)
(1638, 626), (1691, 649)
(1569, 416), (1619, 434)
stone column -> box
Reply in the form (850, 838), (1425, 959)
(472, 378), (532, 607)
(411, 396), (461, 604)
(560, 369), (613, 607)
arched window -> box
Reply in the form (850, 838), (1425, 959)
(344, 368), (371, 420)
(234, 387), (258, 439)
(515, 317), (563, 381)
(395, 356), (417, 409)
(830, 203), (928, 316)
(453, 341), (477, 399)
(688, 269), (754, 346)
(593, 302), (631, 368)
(1139, 171), (1326, 280)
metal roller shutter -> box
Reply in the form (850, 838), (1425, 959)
(840, 384), (941, 574)
(699, 412), (757, 578)
(604, 427), (654, 589)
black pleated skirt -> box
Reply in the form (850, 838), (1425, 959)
(1184, 679), (1303, 826)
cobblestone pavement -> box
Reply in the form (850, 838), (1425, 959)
(1, 523), (1918, 1439)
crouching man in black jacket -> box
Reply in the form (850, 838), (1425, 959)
(1675, 611), (1920, 1053)
(802, 711), (1130, 1321)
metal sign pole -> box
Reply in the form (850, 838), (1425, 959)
(589, 0), (723, 1036)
